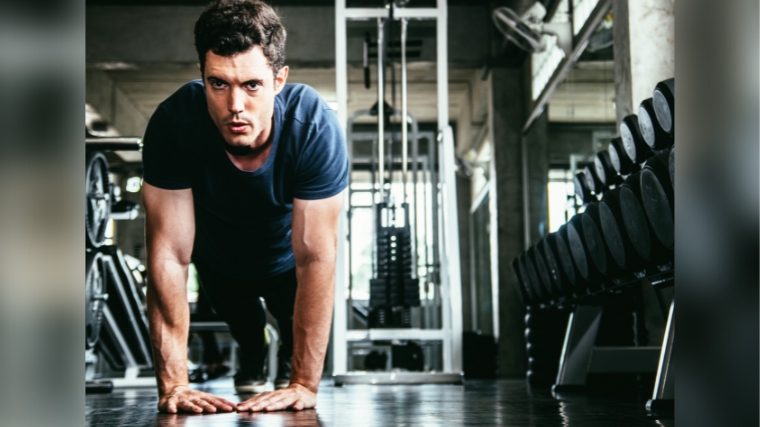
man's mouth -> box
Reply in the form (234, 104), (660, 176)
(227, 122), (249, 134)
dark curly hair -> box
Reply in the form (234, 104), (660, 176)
(194, 0), (287, 78)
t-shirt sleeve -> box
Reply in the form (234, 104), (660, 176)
(141, 105), (192, 190)
(292, 108), (349, 200)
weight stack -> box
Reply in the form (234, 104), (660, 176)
(368, 204), (420, 328)
(524, 306), (569, 388)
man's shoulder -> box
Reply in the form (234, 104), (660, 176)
(155, 79), (206, 123)
(278, 83), (333, 124)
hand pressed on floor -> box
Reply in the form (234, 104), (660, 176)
(158, 385), (237, 414)
(237, 383), (316, 412)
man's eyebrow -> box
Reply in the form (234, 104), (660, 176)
(205, 75), (228, 84)
(242, 79), (264, 86)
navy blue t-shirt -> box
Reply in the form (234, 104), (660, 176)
(142, 80), (348, 280)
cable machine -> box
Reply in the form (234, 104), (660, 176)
(333, 0), (463, 385)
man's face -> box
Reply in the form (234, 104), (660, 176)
(202, 46), (288, 150)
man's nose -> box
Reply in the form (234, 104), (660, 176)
(227, 88), (245, 114)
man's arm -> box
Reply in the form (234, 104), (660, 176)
(143, 182), (236, 414)
(237, 191), (343, 412)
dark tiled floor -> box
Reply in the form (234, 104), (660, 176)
(86, 378), (674, 426)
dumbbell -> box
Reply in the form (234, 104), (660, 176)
(619, 171), (672, 264)
(539, 234), (572, 298)
(511, 258), (531, 306)
(574, 170), (595, 204)
(608, 137), (640, 176)
(528, 242), (556, 299)
(521, 252), (545, 303)
(638, 97), (674, 150)
(653, 78), (675, 136)
(565, 211), (606, 289)
(620, 114), (655, 165)
(555, 224), (586, 293)
(598, 188), (649, 273)
(594, 150), (623, 190)
(641, 152), (674, 251)
(581, 202), (624, 279)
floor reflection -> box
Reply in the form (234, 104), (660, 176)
(86, 379), (673, 427)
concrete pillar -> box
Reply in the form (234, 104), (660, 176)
(613, 0), (675, 126)
(489, 67), (549, 378)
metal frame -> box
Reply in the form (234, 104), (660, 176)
(333, 0), (463, 385)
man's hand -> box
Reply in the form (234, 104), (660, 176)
(158, 385), (237, 414)
(236, 383), (316, 412)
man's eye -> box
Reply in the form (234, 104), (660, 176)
(211, 81), (226, 88)
(246, 82), (260, 90)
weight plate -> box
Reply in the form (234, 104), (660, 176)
(530, 244), (553, 297)
(566, 216), (590, 281)
(86, 152), (112, 248)
(641, 169), (674, 250)
(581, 204), (609, 276)
(85, 251), (107, 349)
(555, 225), (578, 287)
(599, 197), (627, 269)
(653, 78), (675, 134)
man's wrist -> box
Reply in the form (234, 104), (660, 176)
(159, 381), (190, 397)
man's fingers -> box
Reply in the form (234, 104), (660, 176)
(178, 400), (203, 413)
(264, 396), (297, 412)
(237, 393), (272, 411)
(165, 401), (178, 414)
(194, 399), (217, 413)
(205, 396), (236, 411)
(292, 400), (304, 411)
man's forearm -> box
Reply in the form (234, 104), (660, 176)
(146, 259), (191, 396)
(291, 259), (336, 393)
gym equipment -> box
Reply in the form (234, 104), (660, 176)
(524, 306), (568, 387)
(641, 152), (674, 250)
(566, 212), (605, 288)
(85, 137), (143, 152)
(369, 203), (419, 328)
(86, 251), (109, 349)
(334, 0), (463, 385)
(556, 224), (584, 292)
(581, 202), (622, 279)
(86, 152), (111, 248)
(583, 165), (604, 196)
(598, 188), (648, 272)
(510, 258), (530, 306)
(620, 171), (672, 264)
(573, 170), (594, 204)
(638, 98), (673, 150)
(540, 233), (572, 298)
(521, 252), (543, 302)
(528, 244), (554, 298)
(608, 137), (638, 175)
(593, 150), (619, 188)
(653, 78), (675, 135)
(620, 115), (654, 164)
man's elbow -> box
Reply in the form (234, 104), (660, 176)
(294, 248), (337, 269)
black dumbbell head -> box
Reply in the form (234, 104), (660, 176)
(574, 170), (594, 204)
(599, 188), (632, 270)
(510, 258), (528, 306)
(521, 252), (543, 302)
(529, 244), (553, 298)
(638, 97), (674, 150)
(581, 202), (618, 277)
(619, 172), (653, 261)
(594, 150), (617, 187)
(641, 153), (674, 250)
(620, 115), (654, 164)
(556, 224), (580, 289)
(608, 137), (635, 175)
(539, 235), (565, 296)
(584, 165), (604, 195)
(653, 78), (675, 135)
(566, 214), (594, 286)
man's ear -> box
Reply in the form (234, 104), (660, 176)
(274, 66), (289, 94)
